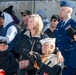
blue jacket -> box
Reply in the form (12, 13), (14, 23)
(55, 18), (76, 52)
(0, 22), (17, 50)
(0, 12), (18, 51)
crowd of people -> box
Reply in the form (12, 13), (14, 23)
(0, 1), (76, 75)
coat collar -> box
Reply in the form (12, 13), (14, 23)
(24, 30), (40, 38)
(41, 54), (58, 67)
(60, 18), (72, 29)
(64, 17), (71, 25)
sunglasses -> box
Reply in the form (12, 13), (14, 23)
(21, 14), (26, 17)
(50, 19), (57, 22)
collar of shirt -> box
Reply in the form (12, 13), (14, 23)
(63, 17), (71, 25)
(24, 30), (40, 38)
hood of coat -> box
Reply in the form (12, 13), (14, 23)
(2, 12), (13, 28)
(36, 9), (47, 20)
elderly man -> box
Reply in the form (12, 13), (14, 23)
(34, 38), (63, 75)
(0, 39), (18, 75)
(20, 10), (32, 32)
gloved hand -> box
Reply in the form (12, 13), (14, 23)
(33, 52), (43, 69)
(67, 26), (76, 38)
(27, 54), (36, 70)
(28, 54), (36, 65)
(19, 53), (36, 70)
(25, 52), (43, 70)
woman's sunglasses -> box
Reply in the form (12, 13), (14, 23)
(50, 19), (57, 22)
(21, 14), (26, 17)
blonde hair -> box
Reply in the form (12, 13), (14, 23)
(29, 14), (43, 35)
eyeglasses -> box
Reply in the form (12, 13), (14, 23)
(50, 19), (57, 22)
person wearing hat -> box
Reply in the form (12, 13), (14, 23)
(33, 38), (63, 75)
(0, 39), (18, 75)
(0, 12), (18, 57)
(19, 10), (32, 33)
(54, 1), (76, 75)
(45, 14), (60, 38)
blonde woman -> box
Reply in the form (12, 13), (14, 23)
(15, 14), (63, 75)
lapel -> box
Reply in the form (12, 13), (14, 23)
(64, 18), (72, 28)
(59, 18), (73, 33)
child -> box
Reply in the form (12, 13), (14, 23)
(0, 39), (18, 75)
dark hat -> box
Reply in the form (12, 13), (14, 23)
(50, 14), (60, 22)
(0, 39), (7, 45)
(21, 10), (32, 15)
(8, 5), (13, 9)
(0, 11), (4, 18)
(3, 5), (13, 14)
(60, 1), (74, 9)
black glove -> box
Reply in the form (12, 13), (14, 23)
(33, 52), (43, 69)
(25, 52), (43, 70)
(28, 54), (36, 65)
(27, 54), (36, 70)
(67, 26), (76, 38)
